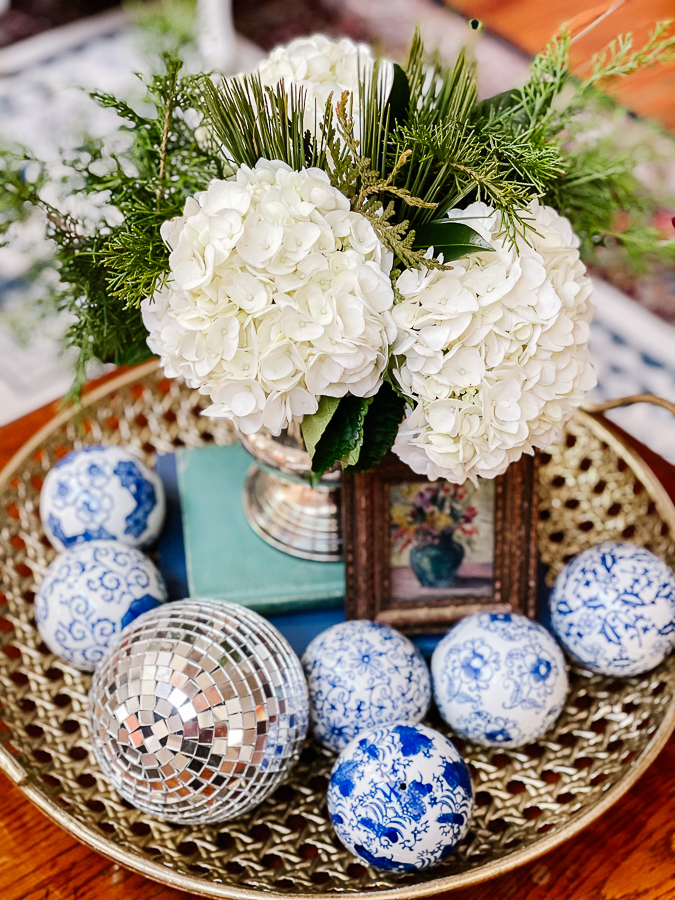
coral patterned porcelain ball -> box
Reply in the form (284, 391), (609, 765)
(35, 541), (167, 671)
(328, 723), (473, 871)
(302, 620), (431, 752)
(40, 445), (166, 551)
(431, 613), (568, 748)
(89, 599), (309, 824)
(549, 541), (675, 676)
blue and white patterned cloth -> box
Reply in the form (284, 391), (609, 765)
(589, 280), (675, 464)
(328, 722), (473, 871)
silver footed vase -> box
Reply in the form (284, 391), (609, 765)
(236, 423), (342, 562)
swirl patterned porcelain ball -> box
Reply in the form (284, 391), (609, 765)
(328, 723), (473, 871)
(302, 620), (431, 752)
(89, 599), (309, 824)
(40, 445), (166, 551)
(550, 541), (675, 676)
(431, 613), (568, 748)
(35, 541), (167, 671)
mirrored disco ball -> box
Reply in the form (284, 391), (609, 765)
(89, 599), (309, 824)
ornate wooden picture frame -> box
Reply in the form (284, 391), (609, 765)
(342, 453), (539, 633)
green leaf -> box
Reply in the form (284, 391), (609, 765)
(301, 395), (340, 460)
(340, 430), (366, 468)
(474, 88), (530, 127)
(344, 382), (406, 474)
(340, 396), (374, 467)
(474, 88), (519, 115)
(412, 220), (493, 260)
(385, 62), (410, 129)
(310, 395), (372, 476)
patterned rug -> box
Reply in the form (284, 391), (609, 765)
(1, 1), (675, 464)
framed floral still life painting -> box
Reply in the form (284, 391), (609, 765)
(343, 454), (539, 633)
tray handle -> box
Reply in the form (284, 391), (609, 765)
(582, 393), (675, 419)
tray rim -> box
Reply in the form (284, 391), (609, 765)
(1, 363), (675, 899)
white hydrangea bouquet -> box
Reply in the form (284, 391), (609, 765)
(5, 26), (674, 484)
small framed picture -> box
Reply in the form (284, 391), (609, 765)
(342, 453), (538, 633)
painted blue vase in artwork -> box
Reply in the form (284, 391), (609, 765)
(391, 483), (478, 590)
(410, 528), (465, 588)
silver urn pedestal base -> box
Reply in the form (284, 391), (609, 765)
(237, 424), (342, 562)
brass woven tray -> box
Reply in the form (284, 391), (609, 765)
(1, 360), (675, 899)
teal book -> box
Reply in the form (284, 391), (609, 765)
(176, 443), (345, 616)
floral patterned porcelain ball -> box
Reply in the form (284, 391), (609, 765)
(328, 723), (473, 871)
(89, 599), (309, 824)
(302, 620), (431, 752)
(549, 541), (675, 676)
(35, 541), (167, 671)
(431, 613), (568, 748)
(40, 445), (166, 551)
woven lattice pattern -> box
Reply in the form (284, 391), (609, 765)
(538, 412), (675, 585)
(0, 364), (674, 897)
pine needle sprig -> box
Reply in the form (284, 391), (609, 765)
(156, 59), (179, 206)
(472, 32), (571, 144)
(196, 71), (333, 171)
(351, 30), (566, 242)
(530, 24), (675, 265)
(542, 136), (675, 268)
(406, 36), (477, 131)
(335, 99), (435, 213)
(470, 23), (675, 256)
(397, 118), (559, 241)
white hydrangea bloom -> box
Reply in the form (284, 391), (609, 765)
(392, 201), (596, 484)
(256, 35), (376, 137)
(142, 158), (395, 435)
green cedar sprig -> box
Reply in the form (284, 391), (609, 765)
(582, 20), (675, 89)
(1, 55), (226, 387)
(475, 26), (675, 264)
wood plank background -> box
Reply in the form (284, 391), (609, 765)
(446, 0), (675, 128)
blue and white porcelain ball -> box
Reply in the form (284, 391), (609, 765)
(431, 613), (568, 748)
(40, 445), (166, 551)
(35, 540), (167, 671)
(302, 620), (431, 753)
(549, 541), (675, 676)
(328, 723), (473, 872)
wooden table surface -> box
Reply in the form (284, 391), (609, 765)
(1, 368), (675, 899)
